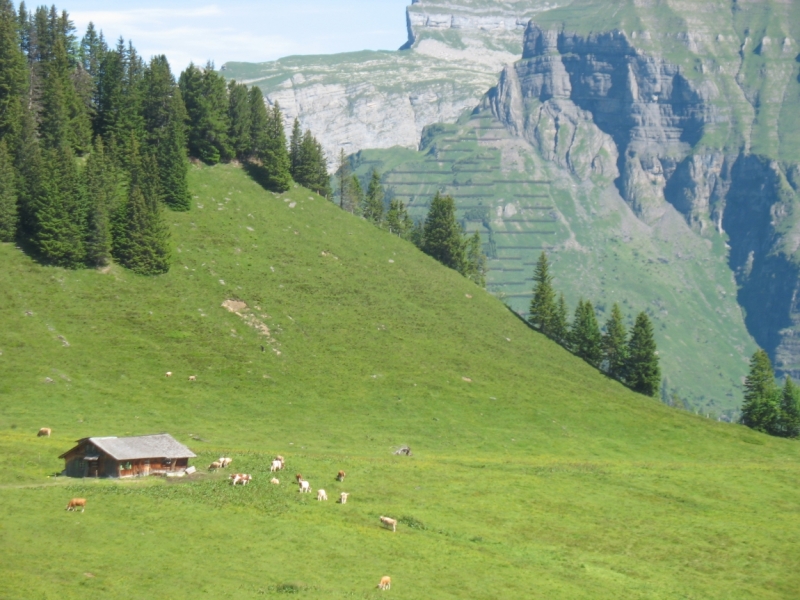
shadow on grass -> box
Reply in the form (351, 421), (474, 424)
(243, 161), (286, 194)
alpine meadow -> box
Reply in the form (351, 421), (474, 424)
(1, 2), (800, 600)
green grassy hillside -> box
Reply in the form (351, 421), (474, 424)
(0, 164), (798, 599)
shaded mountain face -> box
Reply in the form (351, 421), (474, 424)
(224, 0), (800, 410)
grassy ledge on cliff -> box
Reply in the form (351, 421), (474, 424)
(0, 163), (798, 599)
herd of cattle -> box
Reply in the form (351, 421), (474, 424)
(56, 439), (396, 591)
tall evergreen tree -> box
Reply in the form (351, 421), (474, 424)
(260, 102), (291, 191)
(551, 293), (570, 347)
(0, 139), (17, 241)
(350, 174), (364, 216)
(385, 198), (412, 238)
(295, 130), (330, 197)
(626, 312), (661, 397)
(157, 90), (190, 211)
(113, 138), (170, 274)
(34, 144), (87, 267)
(779, 376), (800, 438)
(227, 80), (251, 160)
(740, 349), (780, 432)
(362, 169), (384, 225)
(602, 303), (628, 381)
(289, 117), (302, 174)
(179, 62), (230, 164)
(336, 148), (354, 211)
(248, 86), (268, 159)
(570, 300), (603, 367)
(422, 191), (464, 272)
(0, 0), (26, 144)
(463, 231), (487, 287)
(529, 251), (557, 336)
(84, 136), (116, 266)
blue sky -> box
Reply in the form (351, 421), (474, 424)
(66, 1), (411, 69)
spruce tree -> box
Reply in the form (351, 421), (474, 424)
(350, 174), (364, 216)
(602, 303), (628, 381)
(0, 139), (17, 242)
(248, 86), (269, 159)
(179, 62), (231, 164)
(260, 102), (291, 191)
(289, 117), (302, 175)
(385, 198), (412, 238)
(0, 0), (26, 143)
(336, 149), (354, 211)
(464, 231), (487, 287)
(779, 376), (800, 438)
(363, 169), (384, 225)
(296, 130), (330, 197)
(740, 349), (780, 432)
(422, 191), (465, 272)
(228, 80), (252, 160)
(114, 139), (170, 274)
(34, 144), (87, 267)
(84, 136), (115, 266)
(529, 251), (557, 336)
(551, 293), (570, 348)
(570, 300), (603, 367)
(626, 312), (661, 397)
(157, 90), (190, 211)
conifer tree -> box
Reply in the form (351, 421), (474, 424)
(464, 231), (487, 287)
(157, 90), (190, 211)
(362, 169), (384, 225)
(551, 293), (570, 347)
(113, 139), (170, 274)
(0, 139), (17, 242)
(626, 312), (661, 397)
(260, 102), (291, 191)
(602, 303), (628, 381)
(12, 103), (41, 239)
(740, 349), (780, 432)
(385, 198), (412, 238)
(350, 174), (364, 216)
(529, 251), (557, 336)
(289, 117), (302, 174)
(34, 144), (87, 267)
(248, 86), (268, 158)
(336, 149), (354, 211)
(0, 0), (26, 143)
(227, 80), (251, 160)
(779, 376), (800, 438)
(179, 62), (231, 164)
(570, 300), (603, 367)
(422, 191), (465, 272)
(296, 130), (330, 197)
(84, 136), (116, 266)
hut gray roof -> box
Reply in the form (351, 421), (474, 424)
(83, 434), (196, 460)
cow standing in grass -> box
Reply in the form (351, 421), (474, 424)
(66, 498), (86, 512)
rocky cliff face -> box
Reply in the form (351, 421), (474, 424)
(487, 19), (800, 377)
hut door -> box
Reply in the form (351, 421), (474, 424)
(143, 460), (150, 476)
(88, 461), (99, 478)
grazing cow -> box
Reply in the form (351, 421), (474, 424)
(219, 457), (232, 468)
(337, 470), (346, 482)
(37, 427), (51, 437)
(393, 446), (412, 456)
(270, 478), (280, 485)
(298, 479), (311, 493)
(339, 492), (349, 504)
(295, 473), (303, 482)
(317, 489), (327, 501)
(66, 498), (86, 512)
(379, 516), (397, 532)
(188, 375), (197, 381)
(230, 473), (252, 485)
(378, 576), (391, 590)
(270, 460), (283, 472)
(165, 372), (173, 377)
(209, 461), (222, 471)
(275, 455), (285, 464)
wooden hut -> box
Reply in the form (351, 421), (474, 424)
(59, 434), (196, 478)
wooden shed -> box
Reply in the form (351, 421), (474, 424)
(59, 434), (196, 478)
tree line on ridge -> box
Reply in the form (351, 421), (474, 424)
(0, 2), (328, 274)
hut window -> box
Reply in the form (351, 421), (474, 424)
(123, 462), (132, 470)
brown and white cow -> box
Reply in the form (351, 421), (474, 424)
(336, 470), (346, 482)
(37, 427), (51, 437)
(339, 492), (349, 504)
(66, 498), (86, 512)
(230, 473), (252, 485)
(378, 576), (391, 590)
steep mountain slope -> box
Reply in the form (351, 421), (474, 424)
(0, 164), (799, 599)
